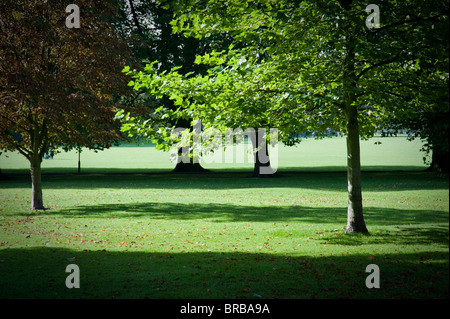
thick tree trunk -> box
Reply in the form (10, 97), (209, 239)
(250, 129), (275, 177)
(173, 161), (209, 173)
(173, 147), (209, 173)
(344, 106), (368, 234)
(172, 119), (209, 173)
(427, 149), (449, 173)
(30, 156), (44, 210)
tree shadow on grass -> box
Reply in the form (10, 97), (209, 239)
(0, 247), (447, 299)
(320, 225), (449, 247)
(40, 202), (449, 228)
(1, 171), (448, 192)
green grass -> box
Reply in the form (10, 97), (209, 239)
(0, 136), (428, 174)
(0, 137), (447, 299)
(0, 171), (448, 299)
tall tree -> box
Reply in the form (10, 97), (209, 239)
(0, 0), (131, 209)
(132, 0), (447, 233)
(381, 34), (449, 173)
(116, 1), (236, 172)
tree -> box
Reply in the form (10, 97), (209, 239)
(410, 108), (449, 173)
(161, 0), (448, 233)
(0, 0), (131, 209)
(120, 0), (448, 232)
(387, 102), (449, 173)
(380, 25), (449, 173)
(120, 41), (319, 176)
(116, 0), (233, 173)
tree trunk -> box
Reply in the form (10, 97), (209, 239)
(173, 161), (209, 173)
(344, 106), (368, 234)
(427, 149), (449, 173)
(172, 147), (209, 173)
(30, 156), (44, 210)
(78, 149), (81, 174)
(342, 35), (368, 234)
(251, 129), (275, 177)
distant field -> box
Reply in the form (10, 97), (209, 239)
(0, 136), (428, 174)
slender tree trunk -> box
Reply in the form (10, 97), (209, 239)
(78, 149), (81, 174)
(30, 156), (44, 210)
(344, 105), (368, 234)
(342, 35), (368, 234)
(127, 0), (144, 37)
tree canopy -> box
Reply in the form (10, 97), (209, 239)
(119, 0), (449, 233)
(0, 0), (131, 209)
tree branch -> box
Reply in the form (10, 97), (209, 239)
(127, 0), (144, 37)
(381, 90), (407, 99)
(374, 13), (448, 33)
(0, 112), (28, 132)
(15, 143), (31, 160)
(356, 51), (403, 80)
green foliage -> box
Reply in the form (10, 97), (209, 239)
(0, 0), (130, 158)
(120, 0), (448, 146)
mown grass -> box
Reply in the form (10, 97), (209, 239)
(0, 136), (428, 174)
(0, 169), (448, 299)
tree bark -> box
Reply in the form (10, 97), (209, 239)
(30, 156), (44, 210)
(173, 146), (209, 173)
(427, 149), (449, 173)
(250, 129), (275, 177)
(127, 0), (144, 37)
(173, 160), (209, 173)
(342, 34), (369, 234)
(78, 149), (81, 174)
(344, 105), (368, 234)
(172, 120), (209, 173)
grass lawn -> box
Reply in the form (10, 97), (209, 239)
(0, 136), (448, 299)
(0, 136), (428, 174)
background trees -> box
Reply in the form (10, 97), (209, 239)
(116, 1), (234, 172)
(0, 0), (131, 209)
(121, 0), (448, 233)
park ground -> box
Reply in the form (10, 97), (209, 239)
(0, 136), (448, 299)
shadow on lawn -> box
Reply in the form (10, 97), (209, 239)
(1, 171), (448, 192)
(0, 165), (427, 175)
(40, 201), (448, 228)
(321, 225), (449, 247)
(0, 247), (448, 299)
